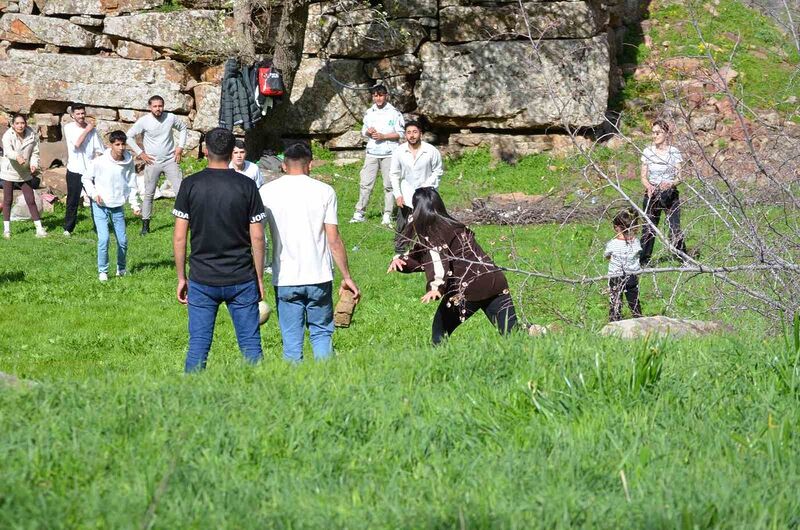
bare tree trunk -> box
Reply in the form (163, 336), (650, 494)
(233, 0), (257, 61)
(246, 0), (311, 156)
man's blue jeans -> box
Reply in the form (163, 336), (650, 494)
(185, 279), (263, 372)
(92, 203), (127, 274)
(275, 282), (334, 362)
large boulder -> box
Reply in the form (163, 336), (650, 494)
(415, 37), (609, 129)
(0, 14), (95, 47)
(283, 57), (371, 135)
(103, 10), (230, 54)
(365, 54), (422, 78)
(600, 316), (730, 339)
(440, 2), (600, 43)
(382, 0), (437, 18)
(114, 40), (160, 60)
(326, 18), (427, 58)
(0, 50), (192, 113)
(41, 0), (162, 15)
(192, 82), (220, 132)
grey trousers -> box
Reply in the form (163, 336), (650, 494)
(354, 155), (393, 216)
(141, 159), (183, 220)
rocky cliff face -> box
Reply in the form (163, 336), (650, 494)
(0, 0), (643, 162)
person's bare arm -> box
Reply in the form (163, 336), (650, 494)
(249, 222), (265, 301)
(325, 223), (360, 301)
(640, 162), (653, 196)
(74, 122), (95, 149)
(173, 218), (189, 304)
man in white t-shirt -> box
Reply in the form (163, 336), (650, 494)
(259, 143), (360, 362)
(63, 103), (104, 236)
(230, 139), (264, 188)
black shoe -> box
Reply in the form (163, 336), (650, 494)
(140, 219), (150, 236)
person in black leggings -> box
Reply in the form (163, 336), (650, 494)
(639, 119), (687, 265)
(387, 187), (518, 344)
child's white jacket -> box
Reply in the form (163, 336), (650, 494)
(82, 149), (140, 210)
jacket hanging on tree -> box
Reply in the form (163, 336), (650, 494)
(218, 59), (275, 131)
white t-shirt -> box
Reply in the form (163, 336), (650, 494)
(230, 160), (264, 188)
(260, 174), (338, 287)
(641, 145), (682, 186)
(63, 122), (104, 174)
(604, 237), (642, 276)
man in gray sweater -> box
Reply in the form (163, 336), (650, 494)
(126, 95), (188, 235)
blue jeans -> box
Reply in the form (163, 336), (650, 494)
(275, 282), (334, 362)
(186, 279), (263, 372)
(92, 203), (127, 274)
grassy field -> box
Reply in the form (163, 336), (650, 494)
(1, 149), (798, 528)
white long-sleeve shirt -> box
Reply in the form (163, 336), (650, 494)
(126, 112), (187, 163)
(82, 149), (140, 210)
(389, 141), (444, 207)
(361, 103), (405, 158)
(64, 122), (104, 174)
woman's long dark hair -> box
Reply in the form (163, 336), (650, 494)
(402, 187), (466, 244)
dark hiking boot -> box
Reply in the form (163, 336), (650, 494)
(140, 219), (150, 236)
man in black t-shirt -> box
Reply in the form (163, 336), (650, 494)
(172, 127), (267, 372)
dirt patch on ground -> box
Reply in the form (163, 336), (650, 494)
(453, 192), (605, 225)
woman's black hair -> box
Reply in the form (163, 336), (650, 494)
(402, 187), (465, 243)
(11, 113), (28, 124)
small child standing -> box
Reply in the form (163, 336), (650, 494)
(81, 130), (140, 282)
(604, 209), (643, 321)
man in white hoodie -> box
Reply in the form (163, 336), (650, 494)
(82, 130), (141, 282)
(349, 85), (404, 226)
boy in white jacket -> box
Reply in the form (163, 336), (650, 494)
(350, 85), (405, 226)
(82, 130), (141, 282)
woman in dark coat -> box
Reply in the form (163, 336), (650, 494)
(387, 187), (518, 344)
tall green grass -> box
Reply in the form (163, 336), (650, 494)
(0, 153), (797, 527)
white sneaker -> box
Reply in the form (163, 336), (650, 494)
(116, 269), (127, 277)
(98, 272), (108, 282)
(381, 212), (392, 226)
(63, 230), (71, 237)
(35, 228), (47, 238)
(349, 211), (365, 223)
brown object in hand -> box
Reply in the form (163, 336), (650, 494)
(334, 289), (356, 328)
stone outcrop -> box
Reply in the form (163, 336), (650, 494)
(416, 37), (609, 129)
(41, 0), (162, 15)
(0, 50), (191, 113)
(0, 0), (643, 164)
(284, 57), (371, 135)
(0, 13), (95, 47)
(439, 2), (600, 43)
(103, 10), (230, 54)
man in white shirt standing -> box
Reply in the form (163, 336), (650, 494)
(62, 103), (104, 236)
(260, 143), (360, 362)
(126, 95), (187, 235)
(350, 84), (405, 226)
(389, 120), (444, 253)
(230, 139), (264, 188)
(82, 130), (141, 282)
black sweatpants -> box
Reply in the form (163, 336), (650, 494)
(608, 275), (642, 322)
(64, 169), (84, 233)
(394, 205), (413, 254)
(432, 292), (518, 345)
(640, 188), (686, 265)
